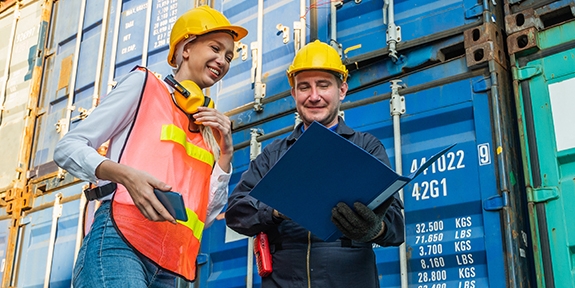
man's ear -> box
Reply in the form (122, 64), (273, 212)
(339, 82), (348, 100)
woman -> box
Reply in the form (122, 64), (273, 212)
(54, 6), (247, 287)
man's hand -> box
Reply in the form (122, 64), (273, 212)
(273, 209), (291, 220)
(331, 202), (385, 243)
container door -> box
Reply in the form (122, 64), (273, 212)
(212, 0), (304, 113)
(397, 81), (503, 288)
(112, 0), (197, 77)
(0, 0), (43, 191)
(0, 219), (11, 283)
(337, 0), (483, 60)
(516, 22), (575, 287)
(30, 0), (110, 177)
(14, 183), (85, 287)
(347, 63), (508, 288)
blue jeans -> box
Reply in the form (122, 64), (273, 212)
(73, 201), (178, 288)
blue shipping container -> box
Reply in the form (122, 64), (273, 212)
(201, 52), (534, 287)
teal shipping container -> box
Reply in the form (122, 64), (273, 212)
(508, 2), (575, 286)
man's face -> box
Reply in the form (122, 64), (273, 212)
(291, 70), (348, 129)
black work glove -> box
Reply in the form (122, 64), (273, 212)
(331, 197), (395, 243)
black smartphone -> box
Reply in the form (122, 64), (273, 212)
(153, 189), (188, 222)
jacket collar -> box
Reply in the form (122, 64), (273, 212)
(287, 116), (354, 144)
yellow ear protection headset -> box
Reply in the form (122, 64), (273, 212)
(164, 74), (214, 115)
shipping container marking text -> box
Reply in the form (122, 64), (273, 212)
(414, 217), (477, 286)
(410, 150), (465, 201)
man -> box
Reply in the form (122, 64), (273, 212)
(225, 40), (404, 287)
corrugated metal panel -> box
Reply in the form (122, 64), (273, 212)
(503, 0), (573, 18)
(211, 0), (303, 113)
(14, 181), (84, 287)
(337, 0), (482, 58)
(213, 0), (488, 117)
(0, 0), (42, 191)
(392, 73), (501, 288)
(512, 19), (575, 288)
(0, 217), (11, 283)
(113, 0), (197, 77)
(30, 0), (111, 178)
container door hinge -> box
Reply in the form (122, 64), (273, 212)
(250, 128), (264, 160)
(330, 40), (343, 58)
(294, 112), (303, 128)
(465, 4), (483, 19)
(483, 192), (509, 211)
(251, 42), (266, 112)
(250, 42), (259, 85)
(236, 42), (248, 61)
(513, 65), (542, 81)
(73, 107), (91, 121)
(55, 118), (68, 136)
(20, 215), (31, 225)
(293, 21), (303, 52)
(276, 24), (290, 44)
(530, 186), (559, 203)
(254, 82), (266, 112)
(196, 253), (209, 266)
(390, 80), (406, 116)
(472, 77), (492, 93)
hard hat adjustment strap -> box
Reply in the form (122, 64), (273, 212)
(174, 35), (197, 68)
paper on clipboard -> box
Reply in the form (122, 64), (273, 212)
(249, 121), (456, 241)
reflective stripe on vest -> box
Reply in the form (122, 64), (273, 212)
(111, 67), (213, 281)
(161, 124), (215, 167)
(180, 207), (205, 240)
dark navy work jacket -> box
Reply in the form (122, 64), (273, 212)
(226, 118), (405, 288)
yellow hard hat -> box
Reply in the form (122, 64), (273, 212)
(286, 40), (348, 87)
(167, 5), (248, 67)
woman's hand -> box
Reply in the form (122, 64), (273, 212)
(95, 160), (177, 224)
(193, 106), (233, 172)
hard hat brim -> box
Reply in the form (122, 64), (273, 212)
(203, 25), (248, 42)
(286, 40), (348, 87)
(167, 26), (248, 67)
(287, 67), (348, 87)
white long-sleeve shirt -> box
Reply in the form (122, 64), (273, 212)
(54, 69), (230, 227)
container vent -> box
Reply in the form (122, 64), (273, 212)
(540, 6), (575, 29)
(440, 43), (465, 62)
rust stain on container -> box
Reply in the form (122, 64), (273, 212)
(0, 0), (18, 14)
(57, 55), (73, 92)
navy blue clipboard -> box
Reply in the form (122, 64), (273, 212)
(249, 122), (456, 241)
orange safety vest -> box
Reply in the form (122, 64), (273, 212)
(111, 67), (214, 281)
